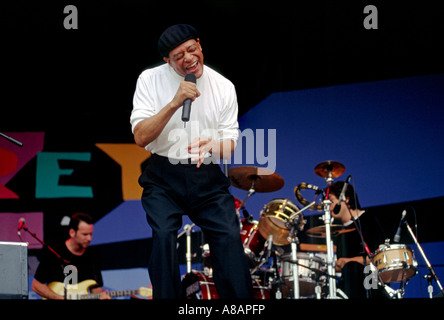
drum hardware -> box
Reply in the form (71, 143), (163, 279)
(285, 201), (312, 299)
(288, 200), (315, 224)
(403, 219), (444, 298)
(312, 161), (385, 299)
(177, 223), (196, 239)
(239, 189), (255, 222)
(289, 160), (348, 299)
(320, 197), (338, 298)
(279, 252), (327, 299)
(183, 270), (271, 299)
(288, 224), (301, 299)
(271, 250), (283, 299)
(184, 224), (193, 273)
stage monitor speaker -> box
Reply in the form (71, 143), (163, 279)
(0, 241), (28, 299)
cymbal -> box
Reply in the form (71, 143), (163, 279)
(314, 160), (345, 179)
(305, 224), (355, 238)
(228, 166), (284, 193)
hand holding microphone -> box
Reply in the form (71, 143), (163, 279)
(181, 73), (197, 122)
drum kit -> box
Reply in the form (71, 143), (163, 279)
(181, 161), (444, 299)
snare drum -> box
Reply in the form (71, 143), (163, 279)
(372, 243), (417, 283)
(183, 270), (270, 299)
(280, 252), (326, 297)
(240, 219), (266, 266)
(258, 199), (302, 246)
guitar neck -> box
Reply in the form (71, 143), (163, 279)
(81, 289), (140, 300)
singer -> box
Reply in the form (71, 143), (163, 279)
(329, 180), (387, 298)
(130, 24), (253, 299)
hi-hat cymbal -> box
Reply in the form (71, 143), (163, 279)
(314, 160), (345, 179)
(228, 166), (284, 193)
(305, 225), (356, 238)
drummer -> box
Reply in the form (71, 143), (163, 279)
(328, 180), (387, 298)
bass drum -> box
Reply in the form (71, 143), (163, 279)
(182, 270), (270, 299)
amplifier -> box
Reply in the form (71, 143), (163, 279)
(0, 241), (28, 299)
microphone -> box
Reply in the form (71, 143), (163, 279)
(181, 73), (197, 122)
(333, 175), (351, 214)
(393, 210), (407, 243)
(17, 217), (26, 235)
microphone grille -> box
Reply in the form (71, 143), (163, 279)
(184, 73), (196, 83)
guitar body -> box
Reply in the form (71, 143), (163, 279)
(47, 279), (152, 300)
(47, 279), (99, 300)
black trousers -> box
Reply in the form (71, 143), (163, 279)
(139, 154), (253, 299)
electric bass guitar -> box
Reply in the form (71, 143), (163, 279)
(47, 279), (152, 300)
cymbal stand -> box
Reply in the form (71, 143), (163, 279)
(404, 220), (444, 298)
(184, 224), (193, 274)
(286, 200), (316, 299)
(242, 177), (257, 206)
(288, 224), (300, 299)
(321, 198), (338, 299)
(238, 178), (257, 222)
(324, 169), (334, 185)
(177, 223), (195, 239)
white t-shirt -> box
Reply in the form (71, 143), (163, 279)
(131, 63), (239, 160)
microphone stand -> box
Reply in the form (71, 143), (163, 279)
(0, 131), (23, 147)
(20, 225), (69, 265)
(271, 250), (283, 299)
(346, 210), (385, 298)
(404, 220), (444, 298)
(19, 225), (70, 300)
